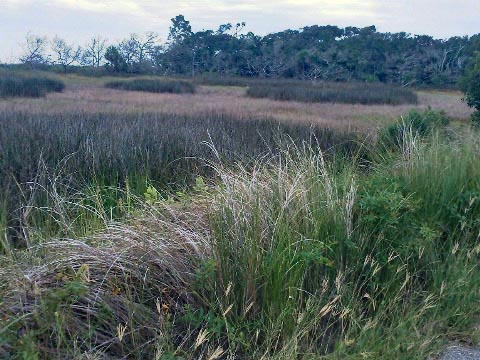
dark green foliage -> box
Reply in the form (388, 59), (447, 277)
(459, 52), (480, 125)
(472, 111), (480, 125)
(246, 81), (418, 105)
(0, 74), (64, 97)
(379, 109), (450, 148)
(105, 78), (196, 94)
(107, 16), (479, 86)
(104, 45), (127, 73)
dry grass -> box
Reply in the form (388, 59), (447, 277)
(0, 200), (210, 358)
(0, 81), (472, 134)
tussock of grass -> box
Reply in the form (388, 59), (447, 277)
(105, 78), (196, 94)
(247, 80), (418, 105)
(0, 73), (64, 98)
(0, 202), (208, 358)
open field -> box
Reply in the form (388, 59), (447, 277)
(1, 74), (479, 359)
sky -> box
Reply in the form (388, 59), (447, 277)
(0, 0), (479, 63)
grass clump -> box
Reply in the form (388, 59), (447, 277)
(0, 73), (64, 98)
(105, 78), (196, 94)
(246, 80), (418, 105)
(0, 204), (207, 358)
(198, 131), (480, 358)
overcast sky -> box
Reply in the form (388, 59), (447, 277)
(1, 0), (479, 63)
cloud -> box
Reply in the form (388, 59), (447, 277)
(0, 0), (478, 62)
(52, 0), (143, 13)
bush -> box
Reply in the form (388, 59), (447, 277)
(246, 81), (418, 105)
(459, 53), (480, 126)
(379, 109), (450, 148)
(0, 74), (65, 97)
(105, 78), (196, 94)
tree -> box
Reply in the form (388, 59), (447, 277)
(51, 36), (81, 72)
(82, 36), (107, 68)
(164, 16), (195, 75)
(19, 33), (49, 66)
(104, 45), (127, 73)
(118, 32), (158, 72)
(460, 52), (480, 125)
(168, 15), (192, 46)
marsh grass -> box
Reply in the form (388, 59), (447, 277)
(192, 76), (418, 105)
(105, 78), (196, 94)
(0, 73), (64, 98)
(247, 80), (418, 105)
(0, 69), (478, 359)
(199, 130), (480, 358)
(2, 123), (480, 358)
(0, 108), (358, 247)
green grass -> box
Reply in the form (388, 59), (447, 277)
(105, 78), (196, 94)
(1, 112), (480, 358)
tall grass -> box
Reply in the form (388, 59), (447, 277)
(105, 78), (196, 94)
(192, 130), (480, 358)
(193, 76), (418, 105)
(2, 121), (480, 358)
(246, 80), (418, 105)
(0, 109), (358, 246)
(0, 73), (64, 97)
(192, 75), (256, 87)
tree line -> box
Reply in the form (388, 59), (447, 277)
(17, 15), (480, 86)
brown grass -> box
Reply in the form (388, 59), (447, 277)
(0, 81), (472, 134)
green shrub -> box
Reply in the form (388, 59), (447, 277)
(379, 109), (450, 148)
(0, 74), (64, 97)
(105, 78), (196, 94)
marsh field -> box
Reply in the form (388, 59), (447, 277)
(1, 73), (479, 359)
